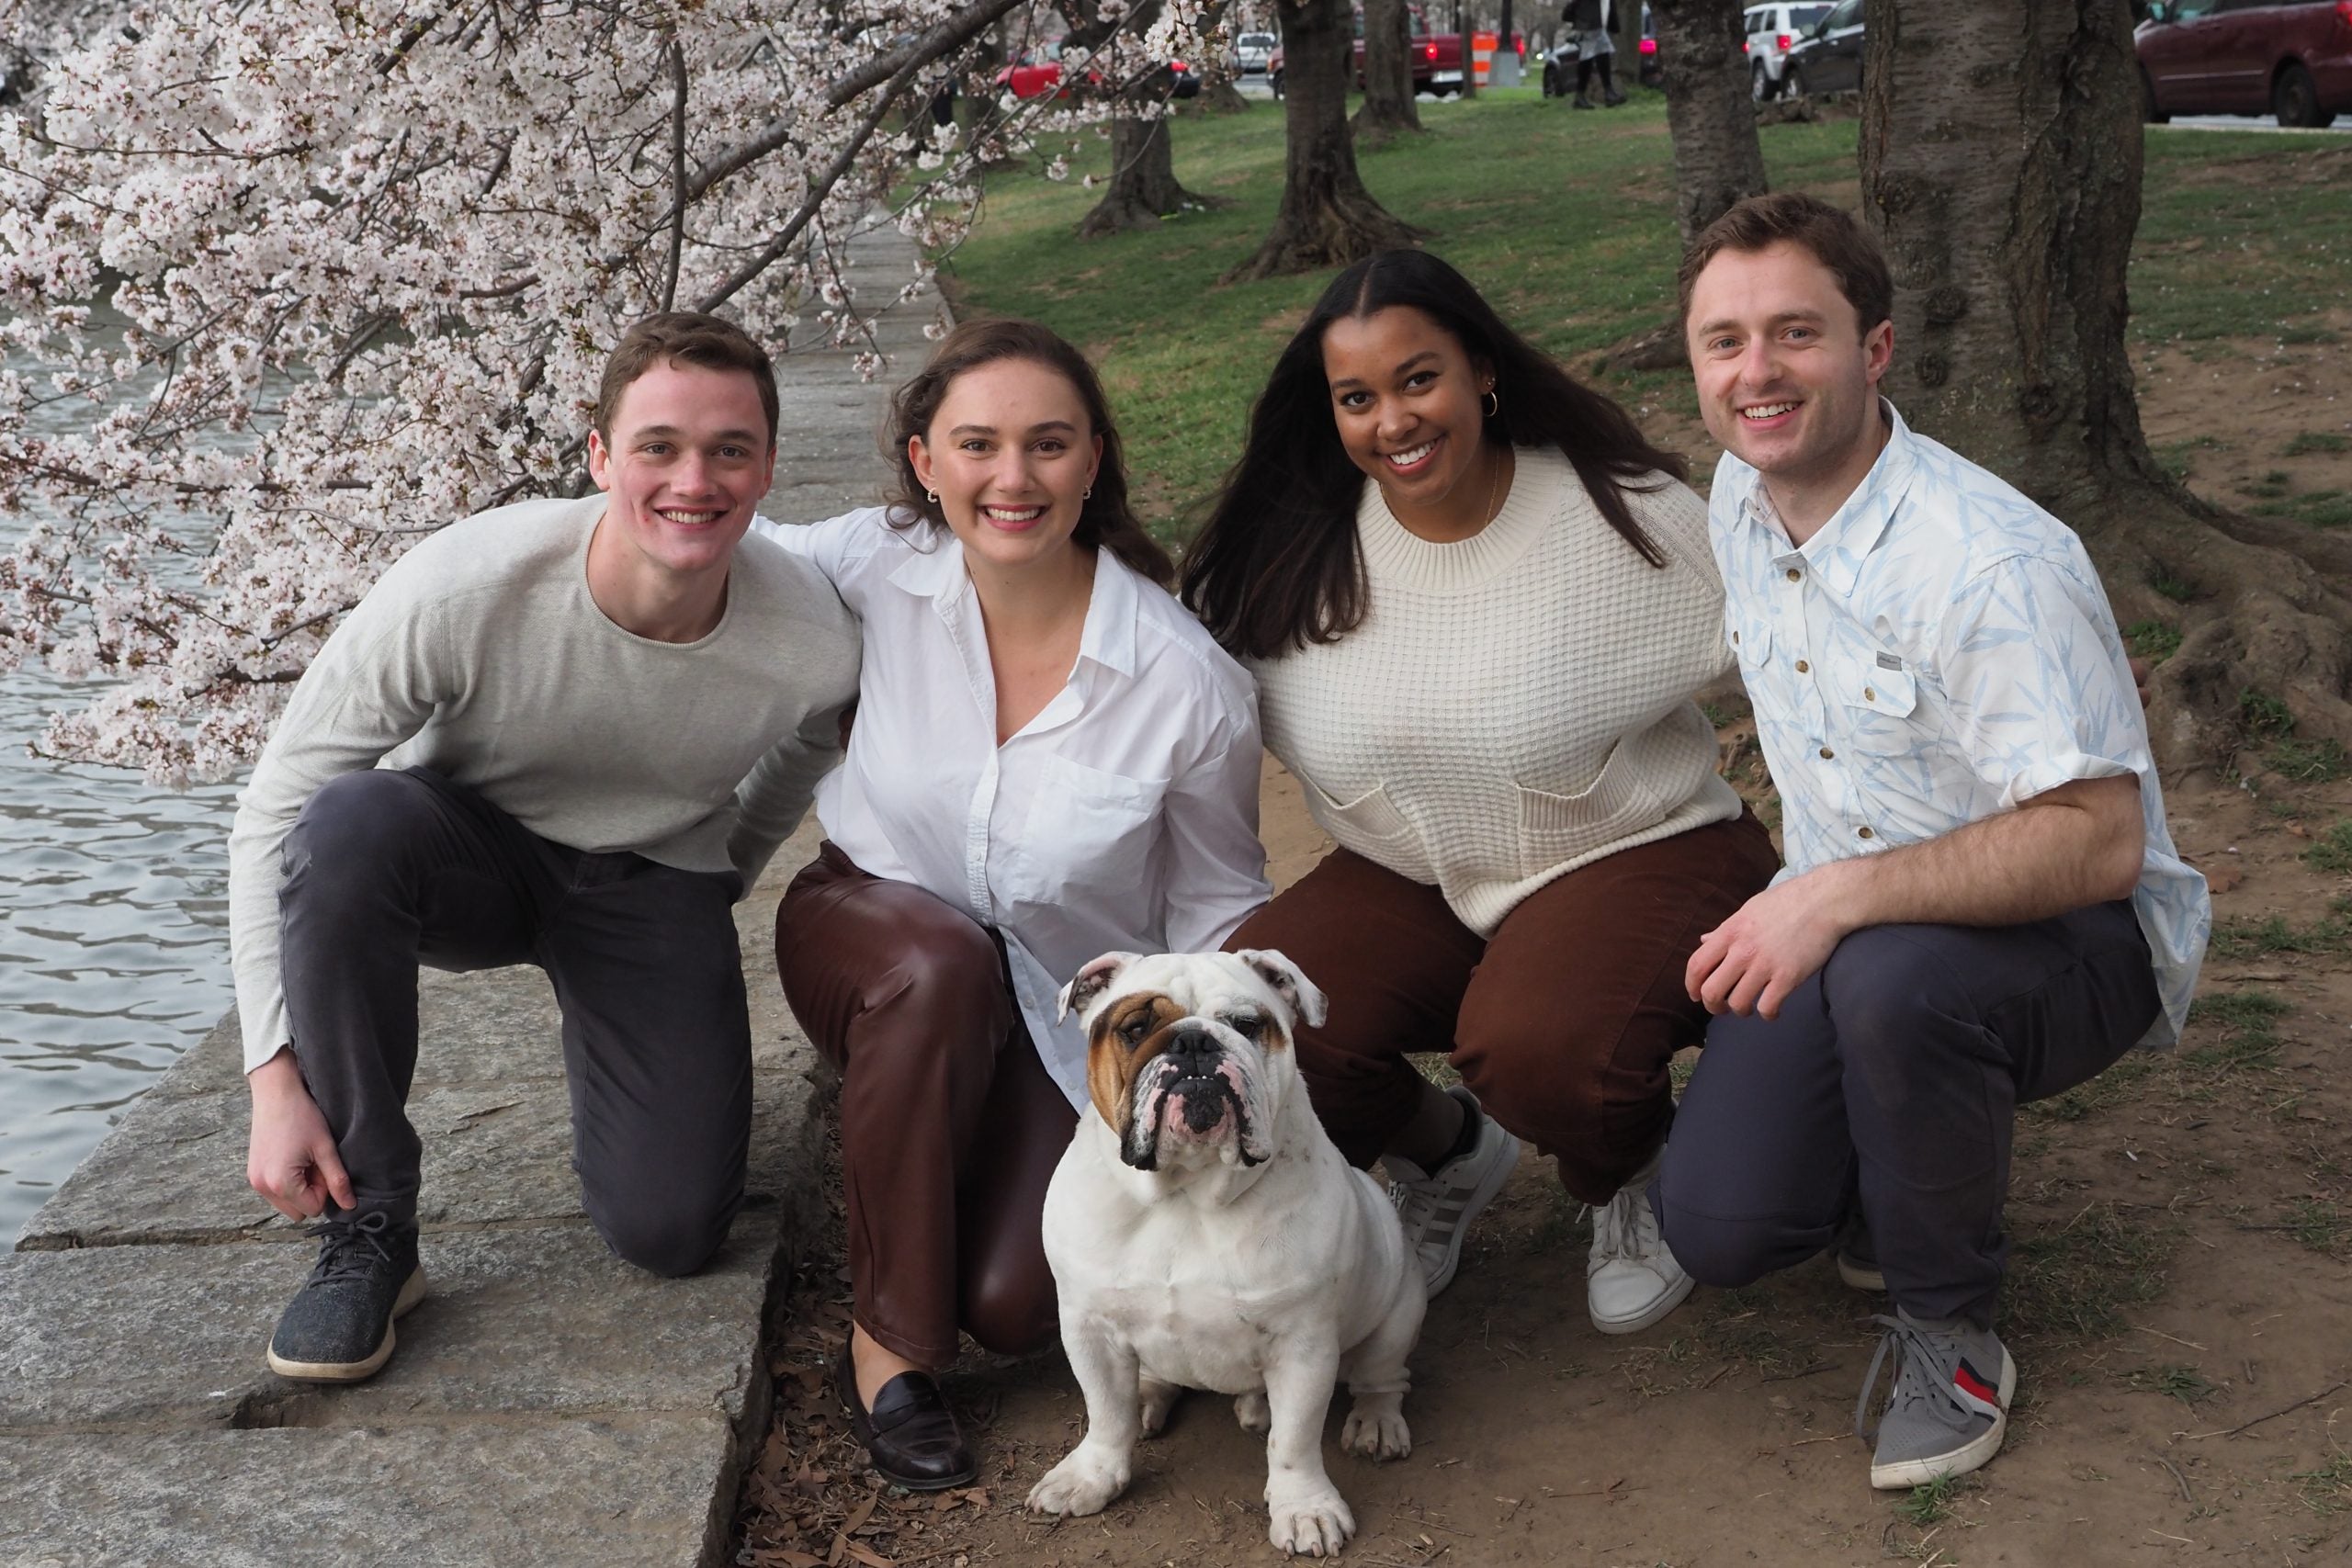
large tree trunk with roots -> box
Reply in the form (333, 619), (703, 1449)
(1864, 0), (2352, 764)
(1079, 95), (1225, 236)
(1226, 0), (1425, 281)
(1650, 0), (1767, 244)
(1351, 0), (1423, 147)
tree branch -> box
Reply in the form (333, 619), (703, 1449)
(694, 66), (914, 312)
(661, 34), (688, 311)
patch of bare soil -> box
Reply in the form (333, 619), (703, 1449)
(736, 416), (2352, 1568)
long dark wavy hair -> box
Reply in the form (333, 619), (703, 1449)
(886, 318), (1175, 588)
(1180, 251), (1686, 660)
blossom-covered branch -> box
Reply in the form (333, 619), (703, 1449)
(0, 0), (1216, 782)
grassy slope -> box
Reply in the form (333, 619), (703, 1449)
(944, 89), (2352, 540)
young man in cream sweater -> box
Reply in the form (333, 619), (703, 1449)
(1660, 194), (2208, 1490)
(233, 313), (860, 1382)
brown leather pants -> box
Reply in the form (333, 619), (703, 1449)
(775, 843), (1076, 1368)
(1227, 811), (1780, 1204)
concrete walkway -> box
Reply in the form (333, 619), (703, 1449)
(0, 223), (951, 1568)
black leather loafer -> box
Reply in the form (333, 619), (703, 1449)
(834, 1346), (978, 1491)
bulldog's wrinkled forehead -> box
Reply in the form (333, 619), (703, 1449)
(1093, 952), (1286, 1022)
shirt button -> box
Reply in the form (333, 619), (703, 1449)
(1731, 630), (1740, 644)
(1819, 746), (1835, 760)
(1785, 568), (1803, 582)
(1857, 826), (1874, 840)
(1794, 659), (1810, 673)
(1862, 685), (1875, 701)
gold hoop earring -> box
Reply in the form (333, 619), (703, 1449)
(1483, 389), (1500, 419)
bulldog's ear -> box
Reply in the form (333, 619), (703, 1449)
(1057, 952), (1142, 1022)
(1235, 949), (1328, 1029)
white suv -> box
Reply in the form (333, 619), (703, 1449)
(1233, 30), (1277, 74)
(1744, 2), (1833, 99)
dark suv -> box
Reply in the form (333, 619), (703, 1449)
(2136, 0), (2352, 128)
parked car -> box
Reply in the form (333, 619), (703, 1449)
(1233, 29), (1278, 73)
(1743, 2), (1834, 99)
(1270, 6), (1466, 99)
(1783, 0), (1864, 98)
(995, 39), (1201, 100)
(2136, 0), (2352, 129)
(1539, 4), (1660, 97)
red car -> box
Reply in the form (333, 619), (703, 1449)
(2136, 0), (2352, 128)
(994, 39), (1200, 100)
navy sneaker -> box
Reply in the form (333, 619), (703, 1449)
(266, 1210), (427, 1382)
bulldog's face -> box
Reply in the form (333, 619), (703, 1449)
(1057, 950), (1329, 1174)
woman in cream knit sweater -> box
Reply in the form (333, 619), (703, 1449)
(1182, 250), (1777, 1335)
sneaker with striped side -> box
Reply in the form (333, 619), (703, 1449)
(1382, 1087), (1521, 1299)
(1854, 1310), (2016, 1490)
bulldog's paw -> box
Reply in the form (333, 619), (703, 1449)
(1233, 1390), (1272, 1434)
(1266, 1484), (1355, 1557)
(1340, 1393), (1411, 1461)
(1137, 1377), (1181, 1438)
(1026, 1446), (1130, 1518)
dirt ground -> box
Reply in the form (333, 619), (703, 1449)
(732, 351), (2352, 1568)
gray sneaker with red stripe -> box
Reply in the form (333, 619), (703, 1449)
(1853, 1310), (2015, 1489)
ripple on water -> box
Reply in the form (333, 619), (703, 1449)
(1, 648), (240, 1249)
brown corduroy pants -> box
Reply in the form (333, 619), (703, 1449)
(775, 843), (1076, 1369)
(1227, 812), (1780, 1204)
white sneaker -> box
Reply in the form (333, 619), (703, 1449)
(1586, 1154), (1693, 1335)
(1383, 1087), (1521, 1299)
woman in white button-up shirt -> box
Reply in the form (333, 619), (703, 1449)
(753, 320), (1270, 1491)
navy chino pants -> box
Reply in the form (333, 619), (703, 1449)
(1654, 899), (2161, 1327)
(277, 766), (752, 1276)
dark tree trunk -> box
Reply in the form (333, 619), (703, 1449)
(1865, 0), (2352, 760)
(1079, 106), (1224, 236)
(1352, 0), (1423, 146)
(1227, 0), (1426, 281)
(1651, 0), (1767, 245)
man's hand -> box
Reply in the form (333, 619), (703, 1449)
(246, 1049), (354, 1221)
(2129, 654), (2153, 712)
(1684, 866), (1857, 1021)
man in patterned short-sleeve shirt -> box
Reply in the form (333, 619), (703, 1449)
(1654, 193), (2210, 1492)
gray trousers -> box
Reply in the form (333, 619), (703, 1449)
(278, 766), (751, 1276)
(1654, 899), (2160, 1327)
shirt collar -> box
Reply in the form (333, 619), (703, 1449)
(884, 513), (967, 600)
(1075, 546), (1140, 678)
(884, 517), (1141, 679)
(1740, 399), (1919, 596)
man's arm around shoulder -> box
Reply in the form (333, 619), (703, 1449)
(1686, 773), (2145, 1021)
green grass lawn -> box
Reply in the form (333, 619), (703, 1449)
(944, 91), (2352, 540)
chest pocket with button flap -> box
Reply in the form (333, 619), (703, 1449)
(1836, 649), (1918, 732)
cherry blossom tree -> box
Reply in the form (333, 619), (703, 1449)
(0, 0), (1209, 782)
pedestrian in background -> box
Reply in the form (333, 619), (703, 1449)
(1565, 0), (1625, 108)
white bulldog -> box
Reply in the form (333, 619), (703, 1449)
(1027, 949), (1425, 1558)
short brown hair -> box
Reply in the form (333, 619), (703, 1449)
(1677, 192), (1894, 335)
(886, 318), (1176, 589)
(595, 311), (779, 449)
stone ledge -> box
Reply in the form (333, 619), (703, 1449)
(1, 1213), (782, 1434)
(0, 1416), (741, 1568)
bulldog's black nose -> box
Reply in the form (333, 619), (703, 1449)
(1166, 1027), (1220, 1073)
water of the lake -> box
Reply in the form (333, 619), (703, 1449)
(1, 362), (242, 1247)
